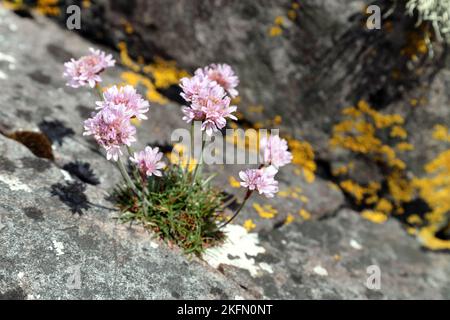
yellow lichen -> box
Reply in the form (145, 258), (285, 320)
(432, 125), (450, 142)
(287, 138), (316, 183)
(361, 210), (388, 224)
(285, 213), (295, 225)
(228, 176), (241, 189)
(243, 219), (256, 232)
(117, 42), (188, 104)
(269, 26), (283, 37)
(298, 209), (311, 221)
(253, 203), (278, 219)
(418, 226), (450, 250)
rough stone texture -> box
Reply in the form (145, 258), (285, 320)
(0, 4), (449, 299)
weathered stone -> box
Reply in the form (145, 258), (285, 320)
(0, 3), (449, 299)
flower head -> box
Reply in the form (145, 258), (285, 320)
(201, 97), (237, 136)
(83, 104), (136, 161)
(97, 85), (150, 120)
(130, 146), (166, 177)
(180, 71), (237, 135)
(196, 64), (239, 98)
(63, 48), (115, 88)
(260, 135), (293, 168)
(179, 73), (216, 103)
(239, 166), (279, 198)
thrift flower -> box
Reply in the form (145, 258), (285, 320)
(63, 48), (115, 88)
(179, 73), (216, 103)
(239, 166), (279, 198)
(201, 97), (237, 136)
(83, 104), (136, 161)
(130, 146), (166, 177)
(180, 72), (237, 135)
(196, 64), (239, 98)
(97, 85), (150, 120)
(260, 135), (293, 168)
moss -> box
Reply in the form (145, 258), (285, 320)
(8, 131), (54, 161)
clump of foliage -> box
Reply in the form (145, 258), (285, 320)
(112, 166), (225, 255)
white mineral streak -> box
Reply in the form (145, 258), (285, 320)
(203, 224), (268, 277)
(0, 174), (32, 192)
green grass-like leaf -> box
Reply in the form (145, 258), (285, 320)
(111, 165), (225, 255)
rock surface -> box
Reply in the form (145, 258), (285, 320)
(0, 4), (449, 299)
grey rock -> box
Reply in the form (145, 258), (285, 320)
(0, 3), (449, 300)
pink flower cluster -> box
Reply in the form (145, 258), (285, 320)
(196, 64), (239, 98)
(83, 104), (137, 161)
(83, 85), (151, 161)
(130, 147), (166, 177)
(260, 135), (293, 168)
(239, 166), (279, 198)
(180, 64), (239, 136)
(63, 48), (115, 88)
(97, 85), (150, 120)
(238, 135), (292, 198)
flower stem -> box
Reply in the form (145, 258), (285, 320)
(219, 189), (253, 229)
(117, 157), (139, 197)
(126, 146), (142, 184)
(192, 134), (205, 185)
(125, 146), (152, 216)
(95, 84), (104, 100)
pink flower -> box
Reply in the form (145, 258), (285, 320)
(179, 65), (238, 135)
(260, 135), (293, 168)
(239, 166), (279, 198)
(130, 146), (166, 177)
(182, 103), (205, 123)
(97, 85), (150, 120)
(83, 104), (136, 161)
(179, 73), (216, 102)
(201, 97), (237, 136)
(196, 64), (239, 98)
(63, 48), (115, 88)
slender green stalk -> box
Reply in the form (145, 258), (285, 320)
(192, 136), (206, 185)
(117, 157), (139, 196)
(189, 122), (194, 168)
(219, 189), (253, 229)
(125, 145), (151, 216)
(95, 84), (104, 100)
(126, 146), (142, 184)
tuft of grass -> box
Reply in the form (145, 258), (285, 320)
(111, 165), (225, 255)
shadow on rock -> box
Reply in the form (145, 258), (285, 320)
(50, 181), (90, 215)
(38, 120), (75, 146)
(63, 161), (100, 185)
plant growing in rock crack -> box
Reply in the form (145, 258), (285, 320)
(63, 48), (292, 255)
